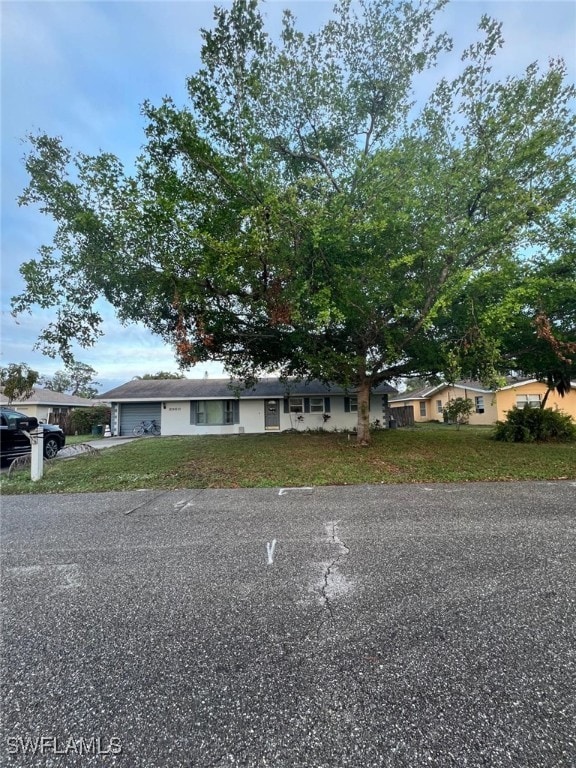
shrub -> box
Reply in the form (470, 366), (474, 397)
(443, 397), (473, 427)
(493, 406), (576, 443)
(69, 406), (111, 435)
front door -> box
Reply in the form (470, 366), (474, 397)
(264, 399), (280, 430)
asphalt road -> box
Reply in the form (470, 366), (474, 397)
(1, 482), (575, 767)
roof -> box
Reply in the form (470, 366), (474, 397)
(0, 387), (104, 407)
(390, 380), (494, 402)
(100, 377), (398, 402)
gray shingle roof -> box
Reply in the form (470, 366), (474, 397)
(390, 380), (494, 402)
(0, 387), (104, 407)
(100, 377), (397, 401)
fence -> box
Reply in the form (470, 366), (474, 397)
(47, 412), (73, 434)
(387, 405), (414, 427)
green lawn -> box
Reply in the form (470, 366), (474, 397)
(2, 426), (575, 495)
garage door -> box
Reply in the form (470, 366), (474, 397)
(119, 403), (162, 436)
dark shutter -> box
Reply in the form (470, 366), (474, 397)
(233, 400), (240, 424)
(190, 402), (197, 424)
(324, 397), (331, 413)
(344, 397), (350, 413)
(304, 398), (310, 413)
(284, 398), (289, 413)
(382, 395), (388, 409)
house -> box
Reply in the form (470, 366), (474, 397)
(99, 378), (398, 436)
(0, 387), (105, 422)
(390, 379), (576, 425)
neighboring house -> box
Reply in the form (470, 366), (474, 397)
(99, 378), (398, 437)
(390, 379), (576, 425)
(495, 379), (576, 421)
(0, 387), (104, 422)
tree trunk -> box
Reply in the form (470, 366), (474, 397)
(356, 378), (371, 445)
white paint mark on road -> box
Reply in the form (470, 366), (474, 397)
(7, 565), (43, 576)
(174, 499), (194, 512)
(55, 564), (83, 589)
(7, 563), (83, 590)
(267, 539), (277, 565)
(278, 487), (314, 496)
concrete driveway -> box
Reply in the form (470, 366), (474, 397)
(0, 436), (138, 475)
(1, 481), (574, 767)
(59, 435), (139, 454)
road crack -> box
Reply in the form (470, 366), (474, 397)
(317, 520), (350, 637)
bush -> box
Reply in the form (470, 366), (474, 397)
(493, 406), (576, 443)
(69, 406), (111, 435)
(443, 397), (473, 427)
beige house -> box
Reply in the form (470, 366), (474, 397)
(494, 380), (576, 421)
(390, 379), (576, 425)
(0, 387), (105, 422)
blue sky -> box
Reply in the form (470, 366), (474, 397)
(1, 0), (575, 392)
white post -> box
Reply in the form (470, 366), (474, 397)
(30, 425), (44, 481)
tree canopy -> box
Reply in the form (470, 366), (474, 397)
(13, 0), (576, 442)
(0, 363), (39, 404)
(41, 361), (101, 398)
(134, 371), (186, 380)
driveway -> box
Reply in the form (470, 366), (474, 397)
(0, 436), (138, 474)
(1, 482), (574, 767)
(59, 435), (139, 455)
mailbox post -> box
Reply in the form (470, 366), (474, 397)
(29, 425), (44, 481)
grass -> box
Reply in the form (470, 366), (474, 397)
(1, 425), (575, 495)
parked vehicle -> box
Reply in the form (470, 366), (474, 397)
(0, 408), (66, 464)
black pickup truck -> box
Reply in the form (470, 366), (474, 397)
(0, 408), (66, 464)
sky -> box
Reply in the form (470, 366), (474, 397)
(1, 0), (575, 393)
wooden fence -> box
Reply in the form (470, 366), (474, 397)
(387, 405), (415, 427)
(47, 412), (73, 434)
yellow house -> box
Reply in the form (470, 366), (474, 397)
(390, 379), (576, 425)
(495, 380), (576, 421)
(391, 381), (496, 425)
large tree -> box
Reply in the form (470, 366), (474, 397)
(13, 0), (575, 442)
(41, 362), (100, 398)
(0, 363), (39, 404)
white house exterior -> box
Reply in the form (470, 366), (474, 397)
(100, 378), (398, 437)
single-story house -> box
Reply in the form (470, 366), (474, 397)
(99, 378), (398, 436)
(0, 387), (106, 422)
(390, 378), (576, 425)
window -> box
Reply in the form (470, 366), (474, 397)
(436, 400), (443, 414)
(475, 396), (485, 414)
(349, 396), (358, 412)
(289, 397), (304, 413)
(516, 394), (541, 409)
(310, 397), (324, 413)
(191, 400), (238, 425)
(419, 402), (427, 417)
